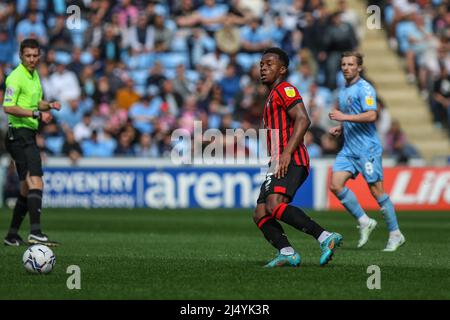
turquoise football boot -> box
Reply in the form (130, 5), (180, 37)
(319, 233), (343, 266)
(264, 252), (301, 268)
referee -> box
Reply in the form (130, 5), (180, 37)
(3, 38), (61, 246)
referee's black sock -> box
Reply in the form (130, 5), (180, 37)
(272, 203), (325, 240)
(7, 194), (28, 236)
(256, 215), (291, 250)
(28, 189), (43, 235)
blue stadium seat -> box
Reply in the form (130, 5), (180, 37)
(55, 51), (72, 65)
(135, 85), (147, 97)
(131, 70), (149, 86)
(80, 51), (93, 65)
(185, 70), (200, 83)
(46, 136), (65, 156)
(236, 53), (260, 72)
(69, 19), (89, 49)
(156, 52), (189, 69)
(171, 33), (188, 52)
(163, 68), (177, 79)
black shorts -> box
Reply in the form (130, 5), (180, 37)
(5, 127), (43, 180)
(257, 162), (309, 204)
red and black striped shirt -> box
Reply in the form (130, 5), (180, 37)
(263, 81), (310, 168)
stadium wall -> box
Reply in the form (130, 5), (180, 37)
(1, 157), (448, 211)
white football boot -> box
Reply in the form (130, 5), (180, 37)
(357, 218), (377, 248)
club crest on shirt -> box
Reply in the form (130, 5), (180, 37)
(346, 96), (352, 107)
(284, 87), (296, 98)
(365, 96), (374, 106)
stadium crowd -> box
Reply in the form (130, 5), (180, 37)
(1, 0), (443, 165)
(374, 0), (450, 134)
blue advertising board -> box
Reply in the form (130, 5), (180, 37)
(42, 167), (314, 209)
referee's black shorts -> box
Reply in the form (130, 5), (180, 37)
(5, 127), (43, 180)
(257, 162), (309, 204)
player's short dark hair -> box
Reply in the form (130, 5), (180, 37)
(20, 38), (40, 54)
(263, 47), (289, 68)
(341, 51), (364, 66)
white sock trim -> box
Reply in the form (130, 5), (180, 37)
(318, 231), (332, 244)
(389, 229), (402, 238)
(280, 247), (295, 255)
(358, 214), (371, 226)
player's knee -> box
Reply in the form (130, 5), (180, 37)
(253, 205), (266, 223)
(265, 199), (281, 216)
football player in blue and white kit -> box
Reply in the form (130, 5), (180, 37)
(328, 52), (405, 252)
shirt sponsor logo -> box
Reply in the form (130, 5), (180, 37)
(284, 87), (296, 98)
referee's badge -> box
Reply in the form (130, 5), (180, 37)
(284, 87), (296, 98)
(5, 87), (14, 97)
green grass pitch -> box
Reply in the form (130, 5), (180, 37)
(0, 209), (449, 300)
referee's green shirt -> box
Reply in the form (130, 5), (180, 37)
(3, 63), (42, 130)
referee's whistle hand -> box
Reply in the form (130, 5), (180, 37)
(41, 112), (53, 123)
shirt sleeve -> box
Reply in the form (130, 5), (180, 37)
(359, 83), (377, 112)
(3, 76), (21, 107)
(276, 85), (303, 111)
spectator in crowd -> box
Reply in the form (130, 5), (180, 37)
(126, 13), (153, 53)
(49, 62), (81, 103)
(74, 112), (94, 143)
(197, 0), (229, 35)
(146, 61), (167, 89)
(134, 133), (159, 157)
(82, 130), (116, 158)
(215, 14), (241, 55)
(431, 60), (450, 131)
(114, 130), (136, 156)
(15, 10), (47, 46)
(0, 0), (427, 164)
(0, 5), (16, 65)
(48, 14), (73, 53)
(319, 11), (358, 89)
(172, 63), (195, 97)
(200, 47), (229, 81)
(112, 0), (139, 29)
(67, 48), (85, 79)
(99, 24), (122, 62)
(240, 16), (271, 53)
(116, 77), (141, 111)
(128, 94), (161, 135)
(159, 79), (184, 117)
(219, 63), (241, 107)
(153, 14), (174, 52)
(55, 99), (86, 129)
(385, 119), (420, 163)
(62, 129), (83, 164)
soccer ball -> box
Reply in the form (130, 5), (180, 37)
(22, 244), (56, 274)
